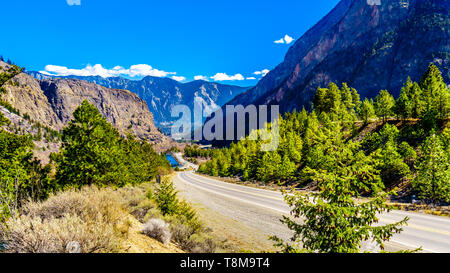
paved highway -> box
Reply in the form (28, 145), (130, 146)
(175, 171), (450, 253)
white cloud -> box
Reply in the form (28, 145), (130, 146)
(41, 64), (177, 78)
(210, 73), (244, 81)
(253, 69), (270, 77)
(284, 35), (294, 44)
(246, 77), (257, 80)
(66, 0), (81, 6)
(194, 75), (209, 81)
(274, 34), (294, 45)
(171, 76), (186, 82)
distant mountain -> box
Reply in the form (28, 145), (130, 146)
(28, 72), (250, 134)
(2, 61), (175, 151)
(226, 0), (449, 113)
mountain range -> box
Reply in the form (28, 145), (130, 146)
(1, 61), (174, 151)
(28, 72), (249, 134)
(225, 0), (449, 113)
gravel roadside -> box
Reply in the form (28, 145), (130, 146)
(172, 173), (294, 253)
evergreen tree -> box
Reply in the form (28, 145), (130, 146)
(313, 87), (328, 114)
(375, 90), (395, 123)
(398, 141), (417, 166)
(256, 151), (282, 182)
(359, 98), (376, 125)
(340, 83), (354, 110)
(327, 83), (342, 117)
(412, 134), (450, 203)
(155, 178), (180, 215)
(420, 63), (449, 120)
(375, 141), (410, 187)
(351, 86), (361, 110)
(271, 139), (406, 253)
(0, 130), (52, 221)
(410, 82), (426, 118)
(277, 154), (297, 181)
(54, 100), (128, 188)
(394, 78), (414, 120)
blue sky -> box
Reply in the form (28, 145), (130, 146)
(1, 0), (340, 86)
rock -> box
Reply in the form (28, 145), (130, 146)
(225, 0), (449, 114)
(27, 72), (249, 135)
(65, 241), (81, 253)
(0, 61), (176, 152)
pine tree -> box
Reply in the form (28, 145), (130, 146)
(327, 83), (342, 118)
(375, 141), (410, 187)
(54, 100), (127, 188)
(394, 78), (414, 120)
(286, 131), (303, 164)
(359, 98), (376, 125)
(257, 152), (281, 182)
(351, 86), (361, 110)
(375, 90), (395, 123)
(412, 134), (450, 203)
(313, 87), (328, 113)
(340, 83), (353, 110)
(410, 82), (426, 118)
(420, 63), (449, 120)
(155, 178), (180, 216)
(271, 139), (406, 253)
(277, 154), (297, 181)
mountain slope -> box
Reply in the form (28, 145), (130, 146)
(227, 0), (449, 113)
(28, 72), (249, 132)
(1, 61), (173, 151)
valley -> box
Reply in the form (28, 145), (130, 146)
(0, 0), (449, 257)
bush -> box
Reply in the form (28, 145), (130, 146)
(141, 218), (171, 244)
(0, 186), (128, 253)
(168, 220), (216, 253)
(0, 214), (121, 253)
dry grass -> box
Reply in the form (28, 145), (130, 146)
(1, 187), (127, 253)
(0, 185), (183, 253)
(1, 214), (121, 253)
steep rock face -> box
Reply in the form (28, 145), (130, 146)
(1, 61), (173, 151)
(227, 0), (449, 113)
(28, 72), (249, 132)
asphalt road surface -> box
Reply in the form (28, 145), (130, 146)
(174, 171), (450, 253)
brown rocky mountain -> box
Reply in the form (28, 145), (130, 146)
(226, 0), (449, 113)
(0, 60), (174, 152)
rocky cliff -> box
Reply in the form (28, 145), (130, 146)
(227, 0), (449, 113)
(28, 72), (249, 134)
(0, 61), (174, 151)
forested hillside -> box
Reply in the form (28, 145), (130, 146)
(196, 64), (450, 204)
(226, 0), (449, 114)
